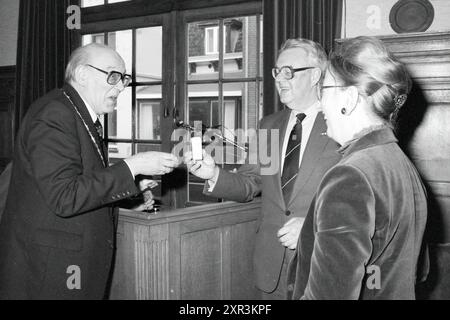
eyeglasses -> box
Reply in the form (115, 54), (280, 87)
(86, 64), (132, 87)
(272, 66), (315, 80)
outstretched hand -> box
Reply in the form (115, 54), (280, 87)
(126, 151), (180, 176)
(184, 150), (218, 180)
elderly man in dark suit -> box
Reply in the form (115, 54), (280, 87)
(184, 38), (341, 299)
(0, 43), (179, 300)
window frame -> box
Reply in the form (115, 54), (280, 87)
(204, 26), (219, 55)
(80, 1), (263, 209)
(177, 3), (263, 207)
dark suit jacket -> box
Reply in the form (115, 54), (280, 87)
(286, 127), (428, 300)
(205, 108), (341, 293)
(0, 83), (139, 299)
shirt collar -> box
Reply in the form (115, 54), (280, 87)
(79, 95), (99, 123)
(290, 101), (320, 120)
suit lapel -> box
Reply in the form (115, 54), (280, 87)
(62, 84), (108, 167)
(287, 112), (329, 207)
(275, 109), (291, 208)
(277, 109), (291, 174)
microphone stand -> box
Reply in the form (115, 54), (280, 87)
(210, 131), (248, 152)
(175, 120), (248, 152)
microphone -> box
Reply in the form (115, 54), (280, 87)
(175, 120), (212, 132)
(175, 120), (194, 130)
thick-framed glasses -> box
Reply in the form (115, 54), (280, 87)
(86, 64), (132, 87)
(271, 66), (315, 80)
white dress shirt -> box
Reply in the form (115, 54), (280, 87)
(79, 95), (134, 177)
(280, 101), (320, 174)
(80, 96), (99, 123)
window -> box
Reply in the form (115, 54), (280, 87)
(137, 100), (161, 140)
(81, 1), (263, 208)
(184, 12), (263, 206)
(204, 26), (219, 55)
(82, 25), (164, 202)
(81, 0), (130, 7)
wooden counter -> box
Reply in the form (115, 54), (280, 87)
(110, 199), (262, 300)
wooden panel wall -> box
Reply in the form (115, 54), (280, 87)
(0, 66), (15, 173)
(110, 200), (261, 300)
(380, 32), (450, 299)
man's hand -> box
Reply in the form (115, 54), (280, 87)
(132, 179), (158, 211)
(184, 150), (218, 180)
(139, 179), (158, 192)
(277, 217), (305, 250)
(126, 151), (179, 176)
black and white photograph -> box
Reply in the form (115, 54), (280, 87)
(0, 0), (449, 305)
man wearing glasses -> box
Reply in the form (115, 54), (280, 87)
(0, 43), (179, 299)
(185, 38), (341, 299)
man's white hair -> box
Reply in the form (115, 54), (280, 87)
(278, 38), (328, 81)
(65, 43), (112, 83)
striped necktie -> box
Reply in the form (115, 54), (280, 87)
(94, 119), (103, 140)
(281, 113), (306, 205)
(94, 119), (108, 165)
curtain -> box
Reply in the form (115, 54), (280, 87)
(263, 0), (343, 115)
(14, 0), (80, 135)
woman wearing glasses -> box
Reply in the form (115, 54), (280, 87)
(287, 36), (428, 300)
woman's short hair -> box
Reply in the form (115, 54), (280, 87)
(329, 36), (411, 123)
(279, 38), (328, 82)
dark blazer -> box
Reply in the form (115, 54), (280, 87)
(0, 83), (139, 299)
(205, 108), (341, 293)
(286, 127), (428, 300)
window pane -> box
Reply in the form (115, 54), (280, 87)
(137, 102), (161, 140)
(108, 142), (132, 162)
(223, 82), (257, 164)
(258, 81), (263, 122)
(187, 84), (219, 128)
(108, 30), (132, 76)
(136, 85), (162, 140)
(223, 81), (261, 131)
(109, 87), (132, 139)
(136, 143), (161, 153)
(222, 16), (261, 79)
(259, 15), (264, 77)
(107, 0), (131, 3)
(82, 0), (131, 8)
(222, 82), (246, 131)
(188, 20), (219, 80)
(82, 33), (105, 46)
(136, 27), (162, 83)
(81, 0), (104, 7)
(205, 27), (218, 54)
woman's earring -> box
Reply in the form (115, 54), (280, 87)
(341, 108), (347, 115)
